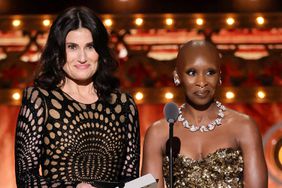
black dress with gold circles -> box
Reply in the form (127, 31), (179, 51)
(15, 87), (140, 188)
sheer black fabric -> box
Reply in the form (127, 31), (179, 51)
(15, 87), (140, 187)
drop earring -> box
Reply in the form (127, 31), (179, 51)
(174, 77), (180, 86)
(219, 70), (222, 85)
(219, 77), (222, 85)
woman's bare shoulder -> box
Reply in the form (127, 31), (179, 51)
(145, 118), (168, 139)
(224, 108), (259, 137)
(225, 108), (254, 123)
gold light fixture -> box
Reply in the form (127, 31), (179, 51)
(12, 92), (21, 101)
(226, 17), (235, 26)
(165, 92), (174, 99)
(256, 16), (265, 25)
(135, 92), (144, 101)
(257, 90), (266, 99)
(225, 91), (235, 99)
(196, 18), (204, 26)
(165, 18), (174, 26)
(135, 18), (143, 26)
(104, 19), (113, 27)
(12, 19), (21, 27)
(0, 48), (7, 60)
(42, 19), (51, 27)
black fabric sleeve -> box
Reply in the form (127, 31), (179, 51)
(15, 87), (76, 188)
(119, 93), (140, 182)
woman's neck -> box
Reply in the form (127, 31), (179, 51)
(182, 100), (217, 126)
(60, 78), (98, 103)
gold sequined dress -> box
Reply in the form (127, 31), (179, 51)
(15, 87), (140, 187)
(163, 148), (244, 188)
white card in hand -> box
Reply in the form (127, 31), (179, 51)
(123, 173), (157, 188)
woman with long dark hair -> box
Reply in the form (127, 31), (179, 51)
(15, 6), (140, 188)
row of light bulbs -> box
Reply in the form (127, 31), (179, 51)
(11, 90), (266, 101)
(11, 19), (51, 27)
(10, 16), (266, 28)
(133, 90), (267, 101)
(102, 16), (266, 27)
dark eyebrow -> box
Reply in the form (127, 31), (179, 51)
(207, 67), (217, 70)
(65, 42), (77, 45)
(86, 42), (94, 46)
(185, 68), (196, 72)
(65, 42), (94, 46)
(185, 68), (196, 74)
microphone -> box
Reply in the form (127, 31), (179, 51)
(163, 102), (179, 188)
(164, 102), (179, 123)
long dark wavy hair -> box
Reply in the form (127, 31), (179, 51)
(34, 6), (119, 101)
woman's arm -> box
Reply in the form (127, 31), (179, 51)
(120, 94), (141, 181)
(142, 120), (167, 188)
(238, 116), (268, 188)
(15, 87), (76, 187)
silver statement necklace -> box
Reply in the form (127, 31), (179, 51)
(178, 101), (226, 132)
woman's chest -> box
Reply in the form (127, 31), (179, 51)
(42, 106), (128, 158)
(170, 123), (239, 160)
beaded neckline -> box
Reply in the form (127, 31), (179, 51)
(178, 101), (226, 132)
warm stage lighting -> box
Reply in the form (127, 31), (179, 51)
(42, 19), (51, 27)
(278, 146), (282, 167)
(225, 91), (235, 99)
(12, 92), (21, 100)
(165, 18), (174, 26)
(12, 19), (21, 27)
(226, 17), (235, 26)
(256, 16), (265, 25)
(196, 18), (204, 26)
(0, 48), (7, 60)
(104, 19), (113, 27)
(135, 18), (143, 26)
(257, 90), (266, 99)
(135, 92), (144, 101)
(165, 92), (174, 99)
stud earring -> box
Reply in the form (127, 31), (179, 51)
(174, 77), (180, 86)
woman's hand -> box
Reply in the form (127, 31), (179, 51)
(76, 182), (96, 188)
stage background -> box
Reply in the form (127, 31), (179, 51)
(1, 2), (282, 186)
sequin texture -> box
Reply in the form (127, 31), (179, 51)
(163, 148), (244, 188)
